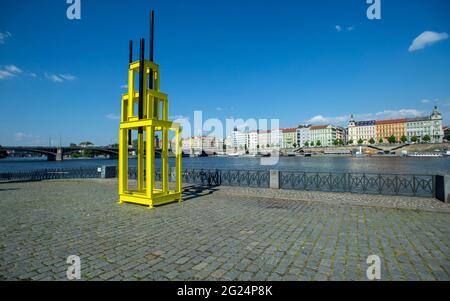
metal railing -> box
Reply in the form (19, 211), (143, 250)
(280, 171), (434, 197)
(0, 168), (101, 182)
(181, 169), (270, 188)
(0, 167), (435, 198)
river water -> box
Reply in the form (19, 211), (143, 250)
(0, 156), (449, 175)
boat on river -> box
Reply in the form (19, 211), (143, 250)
(406, 152), (444, 158)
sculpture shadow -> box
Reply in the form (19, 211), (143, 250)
(0, 187), (21, 191)
(182, 183), (221, 202)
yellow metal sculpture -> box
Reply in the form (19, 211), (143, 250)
(118, 11), (182, 209)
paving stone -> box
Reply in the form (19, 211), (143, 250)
(192, 262), (208, 271)
(0, 180), (448, 281)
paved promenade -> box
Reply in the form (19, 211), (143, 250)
(0, 179), (449, 281)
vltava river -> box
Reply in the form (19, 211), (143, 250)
(0, 156), (449, 175)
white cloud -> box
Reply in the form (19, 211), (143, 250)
(305, 108), (426, 125)
(0, 64), (22, 80)
(14, 132), (42, 145)
(4, 65), (22, 74)
(408, 31), (449, 52)
(59, 74), (76, 81)
(45, 73), (76, 83)
(374, 109), (423, 118)
(45, 73), (64, 83)
(421, 98), (449, 107)
(120, 84), (128, 89)
(14, 132), (29, 141)
(0, 70), (15, 79)
(306, 114), (348, 125)
(335, 25), (354, 32)
(105, 113), (120, 120)
(0, 31), (11, 44)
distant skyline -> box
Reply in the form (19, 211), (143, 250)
(1, 0), (449, 146)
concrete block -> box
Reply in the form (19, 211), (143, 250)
(100, 166), (117, 179)
(435, 175), (450, 203)
(270, 170), (280, 189)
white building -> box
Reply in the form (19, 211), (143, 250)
(348, 116), (376, 145)
(309, 125), (343, 147)
(248, 131), (259, 151)
(406, 106), (444, 143)
(181, 136), (221, 152)
(227, 128), (248, 151)
(296, 125), (311, 147)
(270, 129), (283, 148)
(258, 130), (271, 150)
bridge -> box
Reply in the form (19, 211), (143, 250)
(0, 146), (185, 161)
(0, 146), (127, 161)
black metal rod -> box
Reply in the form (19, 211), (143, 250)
(138, 38), (145, 135)
(149, 10), (154, 90)
(129, 40), (133, 64)
(139, 38), (145, 120)
(150, 10), (154, 62)
(128, 40), (133, 145)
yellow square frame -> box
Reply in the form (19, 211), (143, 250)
(118, 60), (182, 209)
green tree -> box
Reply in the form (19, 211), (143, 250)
(293, 143), (297, 148)
(69, 143), (77, 148)
(400, 135), (407, 143)
(348, 139), (354, 145)
(316, 140), (321, 147)
(79, 141), (94, 147)
(388, 135), (396, 144)
(411, 136), (418, 143)
(310, 141), (314, 147)
(338, 139), (344, 146)
(357, 138), (364, 145)
(423, 134), (431, 143)
(379, 138), (384, 144)
(368, 138), (375, 145)
(333, 139), (339, 146)
(304, 141), (309, 147)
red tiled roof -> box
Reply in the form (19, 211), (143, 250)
(375, 119), (407, 125)
(310, 125), (329, 130)
(282, 128), (297, 133)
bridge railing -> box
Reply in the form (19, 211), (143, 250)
(0, 168), (101, 182)
(0, 167), (436, 198)
(279, 171), (434, 198)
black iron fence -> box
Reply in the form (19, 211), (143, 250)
(0, 168), (101, 182)
(280, 171), (434, 197)
(0, 167), (436, 198)
(182, 169), (270, 188)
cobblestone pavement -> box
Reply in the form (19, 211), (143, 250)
(217, 187), (450, 213)
(0, 179), (449, 281)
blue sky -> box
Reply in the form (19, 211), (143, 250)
(1, 0), (449, 146)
